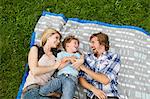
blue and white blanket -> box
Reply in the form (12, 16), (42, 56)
(17, 11), (150, 99)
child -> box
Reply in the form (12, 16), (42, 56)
(39, 35), (82, 99)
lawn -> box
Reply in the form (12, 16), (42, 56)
(0, 0), (150, 98)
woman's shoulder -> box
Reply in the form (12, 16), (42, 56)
(29, 45), (39, 52)
(30, 45), (39, 49)
(31, 45), (44, 51)
(30, 45), (45, 60)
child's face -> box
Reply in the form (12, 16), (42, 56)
(66, 39), (79, 53)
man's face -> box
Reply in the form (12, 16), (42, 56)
(90, 36), (101, 54)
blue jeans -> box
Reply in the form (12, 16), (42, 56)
(39, 74), (77, 99)
(23, 87), (51, 99)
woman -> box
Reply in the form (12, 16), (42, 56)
(22, 28), (62, 99)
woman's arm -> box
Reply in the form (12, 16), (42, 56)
(28, 46), (60, 76)
(57, 56), (73, 70)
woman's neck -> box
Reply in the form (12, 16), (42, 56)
(43, 45), (53, 57)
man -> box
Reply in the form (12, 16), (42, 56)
(79, 32), (121, 99)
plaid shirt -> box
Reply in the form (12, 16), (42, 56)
(79, 51), (121, 98)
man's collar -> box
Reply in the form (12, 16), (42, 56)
(91, 51), (108, 60)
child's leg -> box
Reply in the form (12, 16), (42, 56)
(23, 87), (50, 99)
(61, 77), (76, 99)
(39, 77), (62, 96)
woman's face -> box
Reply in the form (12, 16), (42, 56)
(47, 33), (61, 48)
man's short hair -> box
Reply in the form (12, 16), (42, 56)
(90, 32), (109, 51)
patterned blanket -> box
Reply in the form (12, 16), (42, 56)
(17, 11), (150, 99)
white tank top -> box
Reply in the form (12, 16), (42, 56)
(23, 54), (56, 89)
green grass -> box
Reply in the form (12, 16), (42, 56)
(0, 0), (150, 98)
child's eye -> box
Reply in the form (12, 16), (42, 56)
(56, 37), (59, 39)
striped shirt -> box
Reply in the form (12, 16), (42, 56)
(79, 51), (121, 98)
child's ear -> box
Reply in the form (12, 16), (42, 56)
(66, 43), (69, 48)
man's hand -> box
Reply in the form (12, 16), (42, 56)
(72, 54), (84, 70)
(91, 87), (107, 99)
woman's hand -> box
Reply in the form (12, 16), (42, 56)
(57, 57), (70, 70)
(69, 56), (77, 63)
(61, 57), (70, 63)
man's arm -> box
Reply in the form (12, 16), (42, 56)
(80, 53), (120, 85)
(79, 77), (106, 99)
(80, 65), (110, 85)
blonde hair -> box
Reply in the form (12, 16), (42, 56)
(40, 28), (61, 47)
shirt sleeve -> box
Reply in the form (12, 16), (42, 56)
(77, 53), (81, 59)
(103, 53), (121, 81)
(56, 52), (63, 61)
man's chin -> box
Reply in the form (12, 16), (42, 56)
(92, 50), (98, 54)
(92, 49), (96, 53)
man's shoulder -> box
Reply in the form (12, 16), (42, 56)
(84, 53), (94, 60)
(108, 51), (120, 56)
(107, 51), (120, 60)
(85, 52), (93, 56)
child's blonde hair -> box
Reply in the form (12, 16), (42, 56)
(40, 28), (62, 47)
